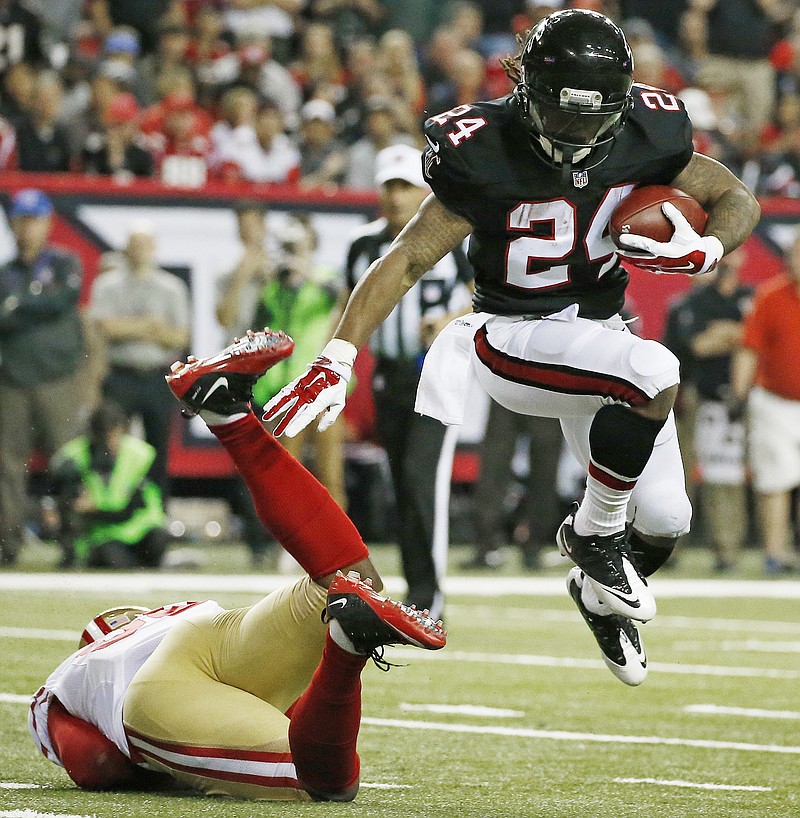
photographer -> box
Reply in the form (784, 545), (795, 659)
(46, 402), (167, 568)
(253, 217), (347, 510)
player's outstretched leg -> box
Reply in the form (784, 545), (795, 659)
(325, 570), (447, 662)
(165, 330), (374, 584)
(566, 567), (647, 686)
(287, 573), (446, 802)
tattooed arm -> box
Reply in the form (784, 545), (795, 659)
(672, 153), (761, 255)
(333, 194), (472, 349)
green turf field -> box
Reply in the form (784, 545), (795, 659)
(1, 544), (798, 818)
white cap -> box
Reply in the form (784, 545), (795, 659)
(129, 217), (155, 236)
(301, 98), (335, 123)
(374, 144), (429, 189)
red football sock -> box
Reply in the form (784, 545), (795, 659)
(210, 413), (368, 579)
(288, 634), (367, 797)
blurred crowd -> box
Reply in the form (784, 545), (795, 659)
(0, 0), (798, 193)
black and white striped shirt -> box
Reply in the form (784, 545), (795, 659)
(344, 218), (473, 360)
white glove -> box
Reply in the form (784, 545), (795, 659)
(616, 201), (724, 276)
(262, 338), (357, 437)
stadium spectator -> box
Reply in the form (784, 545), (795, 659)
(14, 71), (73, 172)
(297, 98), (346, 189)
(375, 29), (426, 118)
(732, 234), (800, 574)
(0, 189), (87, 565)
(307, 0), (385, 50)
(304, 144), (473, 620)
(216, 202), (273, 348)
(81, 91), (154, 179)
(140, 66), (213, 138)
(290, 21), (347, 103)
(30, 329), (445, 801)
(89, 219), (190, 497)
(630, 39), (684, 95)
(249, 102), (300, 182)
(47, 401), (167, 569)
(253, 217), (347, 510)
(663, 250), (753, 572)
(234, 39), (301, 127)
(209, 85), (259, 170)
(0, 0), (45, 86)
(683, 0), (784, 153)
(463, 401), (563, 571)
(145, 90), (212, 185)
(88, 0), (174, 55)
(138, 20), (192, 107)
(344, 97), (413, 190)
(0, 60), (35, 125)
(380, 0), (450, 44)
(427, 48), (489, 117)
(223, 0), (302, 64)
(100, 26), (145, 101)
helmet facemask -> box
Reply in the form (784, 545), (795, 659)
(517, 73), (632, 176)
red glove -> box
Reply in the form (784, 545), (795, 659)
(617, 202), (724, 276)
(263, 339), (357, 437)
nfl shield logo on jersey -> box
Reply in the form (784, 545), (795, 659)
(572, 170), (589, 189)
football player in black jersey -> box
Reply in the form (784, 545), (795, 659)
(264, 10), (760, 686)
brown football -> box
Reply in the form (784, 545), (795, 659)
(609, 186), (708, 249)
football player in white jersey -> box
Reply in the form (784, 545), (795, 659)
(30, 329), (445, 802)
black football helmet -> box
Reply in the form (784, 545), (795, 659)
(515, 9), (633, 175)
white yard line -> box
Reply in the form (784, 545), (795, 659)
(1, 573), (799, 599)
(0, 784), (46, 789)
(0, 627), (76, 642)
(0, 811), (94, 818)
(0, 694), (31, 704)
(685, 704), (800, 720)
(401, 649), (800, 680)
(360, 783), (412, 789)
(360, 717), (800, 754)
(613, 777), (771, 792)
(399, 703), (524, 718)
(448, 606), (800, 635)
(673, 640), (800, 654)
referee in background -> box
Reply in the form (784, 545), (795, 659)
(344, 144), (473, 621)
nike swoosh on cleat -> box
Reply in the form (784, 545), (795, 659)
(328, 598), (347, 609)
(200, 376), (229, 404)
(602, 587), (641, 607)
(424, 133), (440, 153)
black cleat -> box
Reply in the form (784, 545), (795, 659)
(166, 329), (294, 417)
(557, 506), (655, 622)
(567, 567), (647, 686)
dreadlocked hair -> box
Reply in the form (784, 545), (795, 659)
(498, 30), (530, 84)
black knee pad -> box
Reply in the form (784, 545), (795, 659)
(627, 531), (677, 577)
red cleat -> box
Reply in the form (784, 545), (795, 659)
(166, 329), (294, 417)
(326, 571), (447, 660)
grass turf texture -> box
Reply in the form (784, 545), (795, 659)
(0, 545), (798, 818)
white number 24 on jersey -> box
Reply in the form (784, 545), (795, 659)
(505, 185), (634, 290)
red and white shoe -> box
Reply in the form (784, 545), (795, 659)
(165, 329), (294, 417)
(326, 571), (447, 660)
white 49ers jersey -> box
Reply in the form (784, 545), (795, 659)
(29, 600), (224, 765)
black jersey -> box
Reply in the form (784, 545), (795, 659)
(422, 85), (694, 319)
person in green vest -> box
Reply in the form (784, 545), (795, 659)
(48, 402), (167, 568)
(252, 216), (348, 510)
